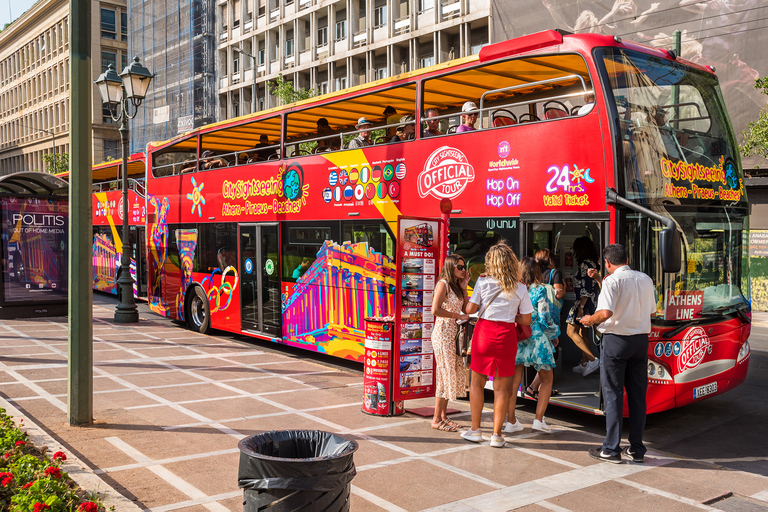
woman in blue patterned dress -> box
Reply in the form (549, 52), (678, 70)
(506, 257), (560, 433)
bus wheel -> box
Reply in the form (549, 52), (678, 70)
(186, 286), (211, 334)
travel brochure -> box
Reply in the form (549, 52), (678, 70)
(394, 217), (441, 401)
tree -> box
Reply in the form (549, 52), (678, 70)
(740, 77), (768, 163)
(42, 153), (69, 174)
(268, 74), (315, 105)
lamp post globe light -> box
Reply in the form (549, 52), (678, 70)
(95, 57), (154, 323)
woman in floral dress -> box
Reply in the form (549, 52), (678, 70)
(430, 254), (470, 432)
(508, 257), (561, 433)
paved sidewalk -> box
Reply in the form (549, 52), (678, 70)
(1, 304), (768, 511)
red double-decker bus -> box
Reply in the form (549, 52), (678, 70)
(143, 30), (750, 414)
(59, 153), (148, 299)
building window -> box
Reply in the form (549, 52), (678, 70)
(318, 82), (328, 95)
(121, 12), (128, 41)
(121, 53), (128, 71)
(286, 39), (294, 56)
(103, 105), (116, 124)
(335, 76), (347, 90)
(258, 49), (265, 65)
(335, 20), (347, 40)
(420, 56), (434, 68)
(233, 56), (240, 73)
(104, 139), (119, 160)
(375, 68), (387, 80)
(101, 8), (116, 39)
(419, 0), (434, 11)
(318, 26), (328, 45)
(101, 51), (117, 72)
(374, 5), (387, 28)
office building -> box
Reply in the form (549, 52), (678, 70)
(0, 0), (128, 175)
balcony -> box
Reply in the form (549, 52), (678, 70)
(353, 31), (367, 48)
(441, 0), (460, 19)
(394, 15), (410, 35)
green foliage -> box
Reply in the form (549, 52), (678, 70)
(268, 74), (315, 106)
(42, 154), (69, 175)
(740, 78), (768, 162)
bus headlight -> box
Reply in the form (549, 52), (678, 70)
(737, 340), (750, 364)
(648, 358), (673, 385)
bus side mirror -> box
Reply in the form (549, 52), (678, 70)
(660, 227), (681, 274)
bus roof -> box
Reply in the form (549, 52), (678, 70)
(147, 30), (713, 153)
(56, 152), (146, 182)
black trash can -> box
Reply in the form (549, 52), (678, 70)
(238, 430), (359, 512)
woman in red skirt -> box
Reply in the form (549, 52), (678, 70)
(462, 243), (533, 448)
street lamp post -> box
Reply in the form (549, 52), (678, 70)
(95, 57), (154, 323)
(233, 47), (258, 113)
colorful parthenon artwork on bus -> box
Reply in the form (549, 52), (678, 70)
(92, 233), (118, 294)
(282, 241), (396, 361)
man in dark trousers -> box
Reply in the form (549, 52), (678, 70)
(580, 243), (656, 463)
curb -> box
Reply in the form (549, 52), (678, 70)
(0, 397), (143, 512)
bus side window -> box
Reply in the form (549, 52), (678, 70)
(423, 53), (591, 135)
(342, 221), (394, 260)
(285, 82), (417, 156)
(281, 222), (338, 282)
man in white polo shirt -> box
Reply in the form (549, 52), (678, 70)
(580, 243), (656, 464)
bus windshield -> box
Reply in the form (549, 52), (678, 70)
(601, 48), (744, 207)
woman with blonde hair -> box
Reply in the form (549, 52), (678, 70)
(462, 243), (532, 448)
(430, 254), (470, 432)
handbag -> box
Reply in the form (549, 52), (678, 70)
(516, 322), (533, 342)
(454, 287), (502, 358)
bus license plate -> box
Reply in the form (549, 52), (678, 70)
(693, 382), (717, 399)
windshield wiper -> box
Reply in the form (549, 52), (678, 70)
(701, 303), (750, 323)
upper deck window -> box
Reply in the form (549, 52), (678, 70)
(423, 53), (591, 135)
(285, 82), (417, 156)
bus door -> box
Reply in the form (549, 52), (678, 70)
(519, 213), (609, 414)
(239, 223), (281, 336)
(135, 226), (147, 297)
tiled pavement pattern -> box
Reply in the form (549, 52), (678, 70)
(1, 306), (768, 512)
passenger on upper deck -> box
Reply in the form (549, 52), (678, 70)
(253, 134), (276, 161)
(577, 92), (596, 116)
(457, 102), (479, 132)
(348, 117), (373, 149)
(391, 115), (416, 142)
(423, 108), (444, 137)
(316, 118), (338, 150)
(383, 106), (400, 138)
(201, 150), (228, 169)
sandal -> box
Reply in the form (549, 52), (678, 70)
(524, 386), (539, 400)
(445, 419), (462, 430)
(431, 420), (458, 432)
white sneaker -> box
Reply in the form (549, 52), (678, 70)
(572, 362), (586, 374)
(583, 357), (600, 376)
(503, 419), (524, 433)
(490, 434), (506, 448)
(461, 428), (483, 443)
(532, 419), (552, 433)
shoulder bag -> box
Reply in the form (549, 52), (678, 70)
(515, 283), (533, 342)
(454, 286), (502, 358)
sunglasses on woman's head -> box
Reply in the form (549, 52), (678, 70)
(456, 264), (466, 271)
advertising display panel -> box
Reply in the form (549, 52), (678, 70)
(362, 319), (404, 416)
(394, 217), (441, 401)
(1, 196), (68, 303)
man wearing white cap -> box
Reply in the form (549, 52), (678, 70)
(457, 101), (479, 133)
(348, 117), (373, 149)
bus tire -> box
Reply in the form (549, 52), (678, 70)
(186, 286), (211, 334)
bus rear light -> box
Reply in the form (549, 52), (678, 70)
(737, 340), (750, 363)
(648, 359), (673, 385)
